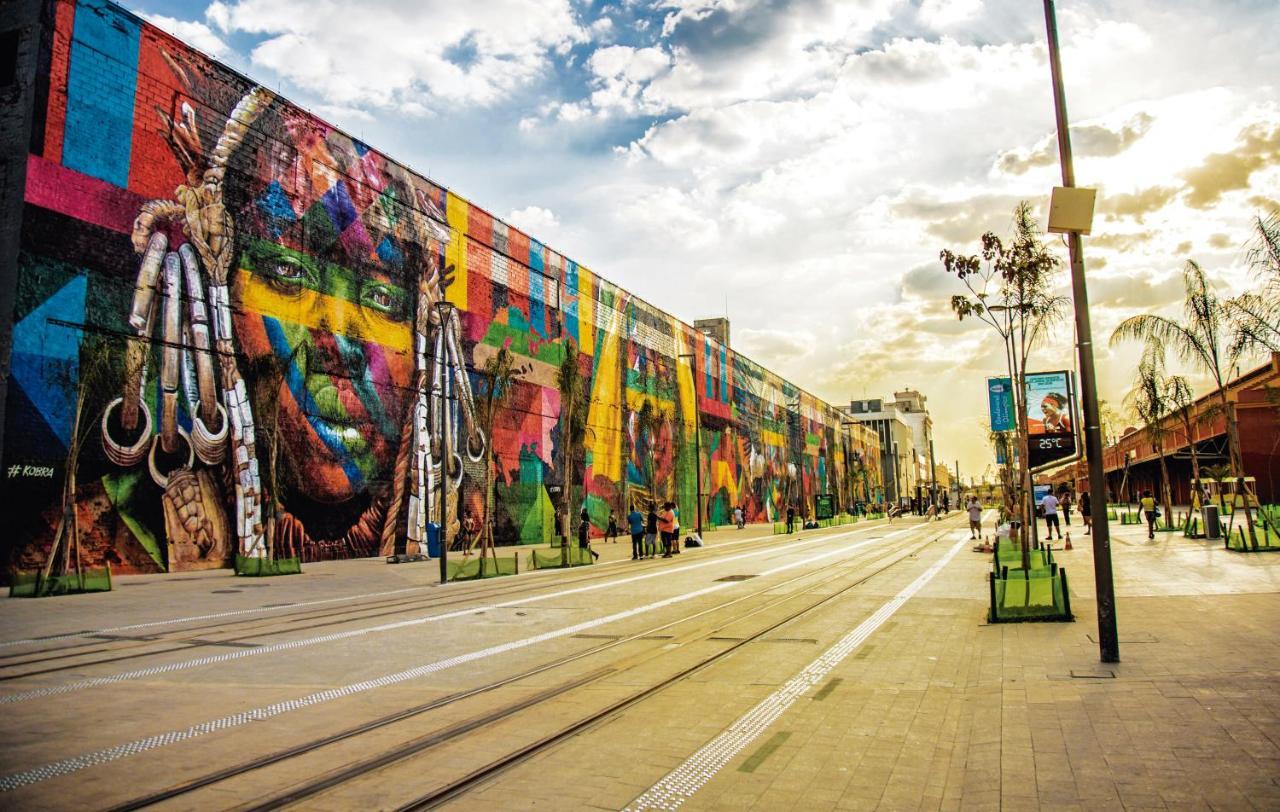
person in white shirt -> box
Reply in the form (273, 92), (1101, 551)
(1041, 492), (1062, 540)
(967, 498), (983, 539)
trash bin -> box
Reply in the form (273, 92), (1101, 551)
(426, 522), (442, 558)
(1202, 505), (1221, 540)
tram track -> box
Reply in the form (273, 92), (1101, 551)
(97, 517), (960, 811)
(0, 522), (909, 687)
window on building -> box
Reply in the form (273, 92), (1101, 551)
(0, 30), (19, 87)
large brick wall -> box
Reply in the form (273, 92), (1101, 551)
(3, 0), (882, 576)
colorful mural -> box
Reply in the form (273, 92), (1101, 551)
(3, 0), (881, 576)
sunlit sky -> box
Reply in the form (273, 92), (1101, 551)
(126, 0), (1280, 480)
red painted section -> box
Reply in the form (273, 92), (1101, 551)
(25, 154), (145, 234)
(42, 0), (76, 163)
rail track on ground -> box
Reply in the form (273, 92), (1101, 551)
(0, 524), (843, 679)
(98, 516), (961, 811)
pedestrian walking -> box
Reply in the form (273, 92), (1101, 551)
(1081, 491), (1092, 535)
(786, 505), (796, 533)
(1041, 490), (1062, 540)
(968, 497), (982, 539)
(659, 501), (677, 557)
(578, 509), (599, 561)
(672, 504), (682, 554)
(644, 502), (659, 559)
(1060, 489), (1073, 526)
(628, 504), (645, 560)
(942, 492), (950, 513)
(734, 505), (744, 529)
(1139, 489), (1158, 540)
(606, 511), (618, 543)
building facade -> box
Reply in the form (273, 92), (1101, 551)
(0, 0), (882, 577)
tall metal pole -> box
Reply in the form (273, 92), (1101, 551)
(1044, 0), (1119, 662)
(435, 302), (454, 586)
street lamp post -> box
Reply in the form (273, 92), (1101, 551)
(677, 351), (703, 536)
(433, 300), (456, 585)
(1043, 0), (1119, 663)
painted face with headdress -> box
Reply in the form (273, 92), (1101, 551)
(232, 111), (430, 507)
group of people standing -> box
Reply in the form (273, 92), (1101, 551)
(625, 502), (684, 560)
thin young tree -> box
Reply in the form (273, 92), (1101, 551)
(44, 333), (118, 589)
(555, 339), (587, 556)
(941, 201), (1068, 567)
(1111, 261), (1244, 477)
(1124, 345), (1175, 526)
(475, 346), (519, 570)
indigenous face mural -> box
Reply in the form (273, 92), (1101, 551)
(4, 0), (880, 578)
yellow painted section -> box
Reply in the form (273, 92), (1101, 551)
(713, 459), (737, 502)
(761, 429), (785, 448)
(444, 193), (469, 310)
(625, 388), (674, 414)
(674, 326), (697, 431)
(586, 296), (625, 482)
(235, 270), (410, 349)
(577, 266), (594, 355)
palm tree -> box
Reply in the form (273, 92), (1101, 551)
(1226, 211), (1280, 356)
(1111, 261), (1244, 477)
(1124, 346), (1175, 524)
(475, 346), (519, 569)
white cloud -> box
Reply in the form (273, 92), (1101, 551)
(918, 0), (983, 28)
(507, 206), (560, 234)
(140, 13), (230, 57)
(203, 0), (587, 110)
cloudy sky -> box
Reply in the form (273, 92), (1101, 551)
(127, 0), (1280, 480)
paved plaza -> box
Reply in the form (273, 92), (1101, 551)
(0, 513), (1277, 810)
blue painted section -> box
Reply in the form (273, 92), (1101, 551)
(62, 0), (140, 187)
(11, 276), (88, 448)
(720, 345), (728, 403)
(564, 260), (579, 343)
(529, 265), (546, 337)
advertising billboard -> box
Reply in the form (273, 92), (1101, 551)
(987, 377), (1015, 432)
(1025, 371), (1077, 469)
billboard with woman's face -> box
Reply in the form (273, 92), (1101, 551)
(1025, 371), (1076, 468)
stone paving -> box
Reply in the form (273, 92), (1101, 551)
(461, 516), (1280, 811)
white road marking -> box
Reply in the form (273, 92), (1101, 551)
(0, 526), (930, 791)
(0, 523), (900, 706)
(625, 534), (969, 811)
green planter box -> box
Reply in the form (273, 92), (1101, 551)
(235, 555), (302, 577)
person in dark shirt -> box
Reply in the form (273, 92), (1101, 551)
(645, 502), (659, 559)
(578, 509), (599, 561)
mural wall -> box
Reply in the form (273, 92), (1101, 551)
(4, 0), (881, 575)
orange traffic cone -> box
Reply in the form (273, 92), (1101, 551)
(1064, 532), (1072, 550)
